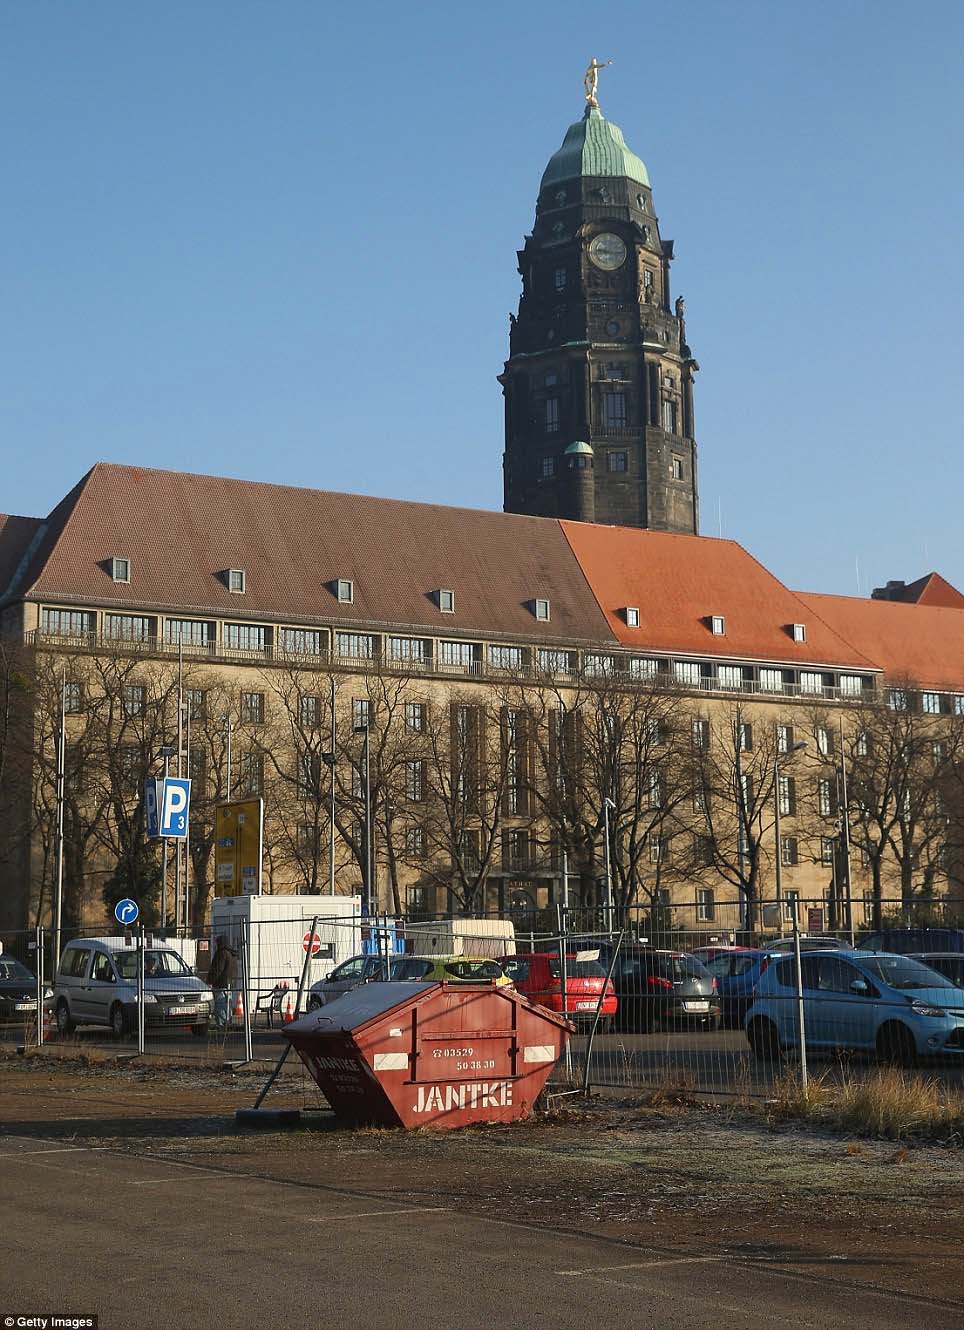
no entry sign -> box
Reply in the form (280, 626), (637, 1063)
(303, 931), (323, 956)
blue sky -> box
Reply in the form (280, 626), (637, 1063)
(3, 1), (963, 596)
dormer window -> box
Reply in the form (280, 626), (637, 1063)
(710, 615), (725, 636)
(227, 569), (245, 594)
(623, 607), (640, 627)
(110, 557), (130, 584)
(791, 623), (807, 643)
(336, 579), (354, 604)
(437, 589), (455, 614)
(533, 598), (551, 622)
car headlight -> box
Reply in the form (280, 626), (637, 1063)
(133, 993), (157, 1003)
(43, 987), (54, 999)
(910, 1000), (944, 1018)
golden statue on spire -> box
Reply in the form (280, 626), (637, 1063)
(584, 58), (612, 110)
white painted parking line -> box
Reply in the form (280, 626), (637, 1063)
(558, 1256), (722, 1275)
(0, 1145), (108, 1155)
(303, 1207), (450, 1221)
(128, 1173), (244, 1185)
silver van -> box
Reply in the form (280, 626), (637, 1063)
(55, 938), (214, 1038)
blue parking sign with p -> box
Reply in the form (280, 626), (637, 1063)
(160, 778), (191, 839)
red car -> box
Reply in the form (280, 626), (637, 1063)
(501, 952), (617, 1028)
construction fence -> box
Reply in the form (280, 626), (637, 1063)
(3, 901), (964, 1102)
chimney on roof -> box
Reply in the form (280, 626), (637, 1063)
(871, 579), (907, 602)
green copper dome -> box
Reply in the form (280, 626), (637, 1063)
(540, 106), (650, 191)
(564, 440), (594, 456)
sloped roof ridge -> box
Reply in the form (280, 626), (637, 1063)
(732, 546), (878, 671)
(9, 468), (96, 605)
(84, 460), (561, 529)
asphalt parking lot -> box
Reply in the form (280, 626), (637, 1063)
(2, 1055), (964, 1329)
(1, 1128), (956, 1330)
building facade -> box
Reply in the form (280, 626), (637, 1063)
(2, 463), (963, 937)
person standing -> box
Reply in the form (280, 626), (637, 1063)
(208, 935), (237, 1029)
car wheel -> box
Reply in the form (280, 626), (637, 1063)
(876, 1022), (917, 1067)
(190, 1023), (209, 1038)
(747, 1017), (781, 1062)
(55, 999), (75, 1036)
(307, 996), (323, 1012)
(109, 1002), (129, 1039)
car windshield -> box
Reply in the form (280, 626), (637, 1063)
(862, 956), (955, 991)
(444, 959), (503, 980)
(115, 950), (192, 980)
(548, 958), (606, 979)
(0, 959), (34, 982)
(648, 954), (708, 981)
(702, 953), (759, 978)
(391, 958), (434, 980)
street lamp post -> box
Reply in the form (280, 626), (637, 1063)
(157, 743), (176, 929)
(354, 723), (372, 917)
(222, 716), (234, 798)
(603, 797), (616, 930)
(774, 740), (807, 938)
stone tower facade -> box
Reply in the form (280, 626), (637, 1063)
(500, 100), (699, 532)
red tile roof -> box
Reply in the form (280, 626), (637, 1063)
(0, 514), (45, 600)
(561, 521), (877, 670)
(19, 463), (617, 646)
(896, 572), (964, 609)
(797, 592), (964, 691)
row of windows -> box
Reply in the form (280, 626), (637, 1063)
(543, 392), (681, 436)
(38, 608), (890, 700)
(540, 452), (686, 480)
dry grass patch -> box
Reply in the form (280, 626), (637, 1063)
(830, 1068), (964, 1140)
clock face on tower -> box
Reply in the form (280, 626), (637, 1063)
(588, 232), (627, 271)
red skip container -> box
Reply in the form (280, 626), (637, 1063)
(283, 980), (573, 1129)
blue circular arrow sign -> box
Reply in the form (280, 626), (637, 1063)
(114, 898), (139, 925)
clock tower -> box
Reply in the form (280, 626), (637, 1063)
(500, 79), (699, 532)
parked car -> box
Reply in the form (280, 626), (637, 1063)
(695, 948), (772, 1027)
(764, 935), (846, 952)
(306, 954), (390, 1010)
(0, 956), (52, 1024)
(860, 928), (964, 955)
(390, 955), (513, 986)
(909, 953), (964, 988)
(54, 938), (214, 1037)
(501, 952), (617, 1027)
(599, 945), (720, 1031)
(744, 949), (964, 1064)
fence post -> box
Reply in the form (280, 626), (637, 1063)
(241, 920), (254, 1063)
(137, 924), (146, 1055)
(36, 924), (44, 1047)
(556, 902), (572, 1082)
(791, 907), (808, 1099)
(582, 929), (623, 1096)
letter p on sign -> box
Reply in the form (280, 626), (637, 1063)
(160, 777), (192, 838)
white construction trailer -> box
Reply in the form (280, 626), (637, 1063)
(210, 894), (363, 1013)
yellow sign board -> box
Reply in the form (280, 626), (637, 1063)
(214, 798), (264, 897)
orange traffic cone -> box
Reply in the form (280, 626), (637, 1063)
(282, 993), (294, 1023)
(41, 1004), (53, 1043)
(233, 989), (245, 1021)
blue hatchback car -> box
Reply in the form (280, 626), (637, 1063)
(744, 950), (964, 1064)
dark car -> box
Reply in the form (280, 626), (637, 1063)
(909, 953), (964, 988)
(0, 956), (51, 1024)
(600, 945), (720, 1031)
(860, 928), (964, 955)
